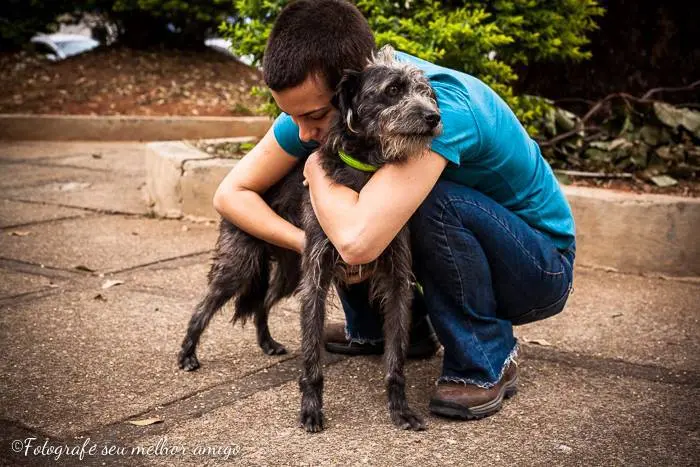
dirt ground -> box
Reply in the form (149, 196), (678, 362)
(0, 46), (264, 117)
(567, 177), (698, 198)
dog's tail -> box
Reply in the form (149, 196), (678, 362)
(208, 220), (270, 327)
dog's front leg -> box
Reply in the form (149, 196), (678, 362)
(297, 239), (333, 432)
(375, 237), (426, 431)
(382, 284), (426, 430)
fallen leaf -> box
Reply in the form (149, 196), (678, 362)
(523, 338), (552, 347)
(74, 265), (96, 272)
(101, 279), (124, 289)
(650, 175), (678, 187)
(58, 182), (92, 191)
(556, 443), (573, 453)
(9, 231), (31, 237)
(608, 138), (631, 151)
(126, 418), (163, 426)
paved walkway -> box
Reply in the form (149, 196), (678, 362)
(0, 141), (698, 466)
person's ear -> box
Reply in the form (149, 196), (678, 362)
(331, 70), (361, 133)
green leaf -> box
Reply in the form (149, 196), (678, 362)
(584, 148), (612, 163)
(653, 102), (700, 138)
(639, 125), (660, 146)
(554, 108), (578, 132)
(555, 172), (572, 185)
(628, 143), (650, 168)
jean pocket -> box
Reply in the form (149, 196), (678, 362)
(511, 281), (573, 326)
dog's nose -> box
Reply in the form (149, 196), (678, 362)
(423, 112), (441, 128)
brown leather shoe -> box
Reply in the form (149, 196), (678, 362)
(324, 322), (439, 359)
(429, 361), (518, 420)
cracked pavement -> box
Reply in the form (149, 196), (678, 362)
(0, 141), (698, 466)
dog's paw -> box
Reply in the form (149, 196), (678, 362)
(178, 352), (200, 371)
(391, 408), (427, 431)
(260, 338), (287, 356)
(299, 409), (324, 433)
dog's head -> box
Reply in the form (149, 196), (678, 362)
(330, 45), (442, 162)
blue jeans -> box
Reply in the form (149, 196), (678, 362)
(336, 179), (575, 387)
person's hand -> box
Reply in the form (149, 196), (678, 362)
(342, 261), (376, 284)
(302, 151), (323, 187)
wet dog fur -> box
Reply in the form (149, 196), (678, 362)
(177, 45), (442, 432)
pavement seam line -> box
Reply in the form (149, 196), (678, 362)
(78, 353), (348, 445)
(0, 196), (150, 217)
(105, 250), (214, 275)
(0, 159), (122, 174)
(1, 214), (91, 230)
(522, 343), (700, 388)
(0, 257), (89, 279)
(575, 264), (700, 284)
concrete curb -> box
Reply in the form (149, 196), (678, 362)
(564, 186), (699, 277)
(145, 138), (252, 219)
(0, 114), (272, 141)
(145, 140), (700, 277)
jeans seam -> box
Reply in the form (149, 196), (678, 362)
(437, 200), (497, 378)
(444, 196), (564, 277)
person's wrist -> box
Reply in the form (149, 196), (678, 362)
(297, 230), (306, 254)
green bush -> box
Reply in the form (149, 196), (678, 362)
(90, 0), (235, 48)
(221, 0), (604, 134)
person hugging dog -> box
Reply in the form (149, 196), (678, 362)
(212, 0), (576, 421)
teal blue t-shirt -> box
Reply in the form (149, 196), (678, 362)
(272, 51), (576, 250)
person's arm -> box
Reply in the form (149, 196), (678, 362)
(303, 149), (448, 265)
(213, 127), (306, 254)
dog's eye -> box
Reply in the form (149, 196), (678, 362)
(386, 85), (400, 97)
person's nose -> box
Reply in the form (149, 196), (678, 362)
(298, 123), (317, 142)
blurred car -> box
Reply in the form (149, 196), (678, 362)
(204, 37), (257, 68)
(30, 33), (100, 61)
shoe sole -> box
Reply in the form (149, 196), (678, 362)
(324, 342), (383, 356)
(428, 373), (518, 420)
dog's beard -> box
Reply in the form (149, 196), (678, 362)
(379, 133), (434, 162)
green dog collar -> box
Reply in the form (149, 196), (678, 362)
(338, 149), (378, 173)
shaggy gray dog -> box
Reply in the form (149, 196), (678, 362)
(178, 45), (442, 432)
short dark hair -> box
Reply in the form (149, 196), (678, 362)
(263, 0), (376, 92)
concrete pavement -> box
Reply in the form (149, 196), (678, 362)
(0, 141), (698, 466)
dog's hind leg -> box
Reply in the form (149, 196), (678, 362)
(178, 239), (266, 371)
(178, 268), (250, 372)
(373, 234), (426, 430)
(235, 258), (285, 356)
(297, 240), (334, 433)
(256, 256), (300, 355)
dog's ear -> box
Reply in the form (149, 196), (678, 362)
(332, 70), (361, 132)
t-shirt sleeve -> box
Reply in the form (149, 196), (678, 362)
(429, 81), (482, 167)
(272, 113), (316, 158)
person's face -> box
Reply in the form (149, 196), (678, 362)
(271, 74), (336, 144)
